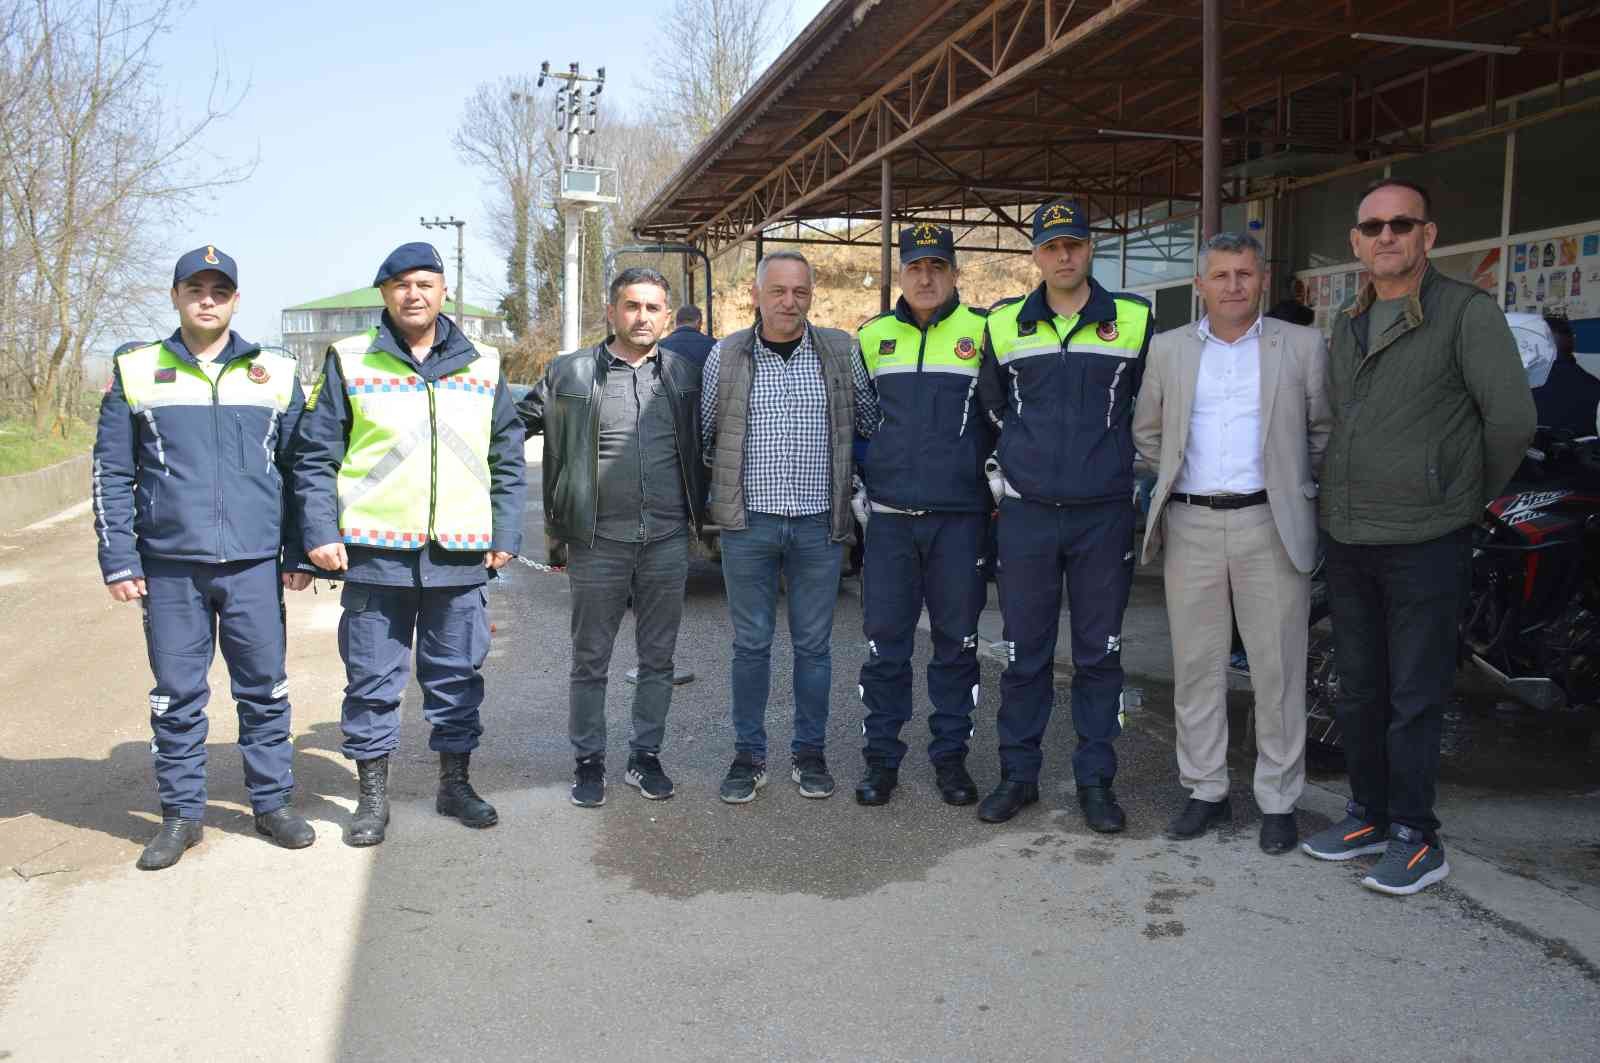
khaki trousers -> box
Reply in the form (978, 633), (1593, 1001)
(1162, 500), (1308, 813)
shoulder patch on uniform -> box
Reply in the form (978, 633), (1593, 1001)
(1096, 321), (1119, 342)
(154, 366), (177, 383)
(1017, 320), (1038, 337)
(954, 336), (978, 359)
(877, 338), (897, 356)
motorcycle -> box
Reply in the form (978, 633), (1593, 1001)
(1296, 429), (1600, 758)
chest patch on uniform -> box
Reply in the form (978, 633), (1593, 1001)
(1017, 320), (1037, 337)
(154, 367), (177, 383)
(878, 339), (897, 356)
(247, 363), (270, 384)
(955, 337), (977, 359)
(1096, 321), (1120, 342)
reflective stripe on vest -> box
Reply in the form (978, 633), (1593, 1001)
(986, 299), (1148, 365)
(333, 328), (500, 551)
(116, 342), (298, 475)
(859, 305), (988, 380)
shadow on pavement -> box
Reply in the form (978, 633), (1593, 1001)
(0, 720), (355, 855)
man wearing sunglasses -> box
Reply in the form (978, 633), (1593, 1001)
(1302, 179), (1534, 895)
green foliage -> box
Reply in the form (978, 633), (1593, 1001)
(0, 412), (96, 477)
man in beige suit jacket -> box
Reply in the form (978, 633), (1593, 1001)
(1132, 231), (1331, 854)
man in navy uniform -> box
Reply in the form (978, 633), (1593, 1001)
(93, 246), (316, 870)
(852, 224), (994, 806)
(294, 242), (526, 846)
(977, 199), (1155, 828)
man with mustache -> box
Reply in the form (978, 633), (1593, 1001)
(295, 242), (526, 846)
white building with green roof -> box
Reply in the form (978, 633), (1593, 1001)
(280, 288), (510, 379)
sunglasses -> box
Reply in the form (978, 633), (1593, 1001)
(1355, 216), (1428, 238)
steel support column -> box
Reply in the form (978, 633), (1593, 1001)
(880, 156), (893, 313)
(1202, 0), (1222, 239)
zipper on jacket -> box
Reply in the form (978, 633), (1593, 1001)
(589, 354), (604, 545)
(914, 324), (930, 499)
(206, 360), (239, 562)
(658, 361), (699, 535)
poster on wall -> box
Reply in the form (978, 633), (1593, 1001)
(1510, 230), (1600, 319)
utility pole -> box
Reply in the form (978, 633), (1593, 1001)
(529, 60), (611, 352)
(420, 216), (466, 326)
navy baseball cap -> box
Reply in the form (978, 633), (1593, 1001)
(173, 245), (238, 288)
(374, 241), (446, 286)
(1031, 198), (1090, 246)
(900, 223), (956, 266)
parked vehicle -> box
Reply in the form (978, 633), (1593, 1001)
(1291, 429), (1600, 759)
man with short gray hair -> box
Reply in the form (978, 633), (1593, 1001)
(700, 250), (880, 803)
(1133, 230), (1332, 854)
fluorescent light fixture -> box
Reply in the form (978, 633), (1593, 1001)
(1098, 128), (1206, 143)
(1350, 32), (1521, 55)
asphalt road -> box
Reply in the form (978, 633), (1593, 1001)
(2, 459), (1599, 1061)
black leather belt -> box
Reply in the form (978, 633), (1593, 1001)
(1170, 490), (1268, 509)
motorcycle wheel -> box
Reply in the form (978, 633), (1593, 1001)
(1305, 629), (1345, 769)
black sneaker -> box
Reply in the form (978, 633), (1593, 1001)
(719, 753), (768, 804)
(1362, 825), (1450, 896)
(1301, 800), (1388, 861)
(625, 751), (674, 800)
(791, 751), (835, 799)
(570, 756), (606, 808)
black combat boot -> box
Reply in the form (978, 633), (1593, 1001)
(346, 755), (390, 847)
(437, 751), (498, 828)
(136, 816), (203, 871)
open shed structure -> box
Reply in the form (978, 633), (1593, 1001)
(635, 0), (1600, 342)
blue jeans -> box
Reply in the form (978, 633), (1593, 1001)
(720, 511), (843, 761)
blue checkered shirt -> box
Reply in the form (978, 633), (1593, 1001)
(700, 325), (879, 517)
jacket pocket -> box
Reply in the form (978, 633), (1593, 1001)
(235, 412), (253, 472)
(1424, 440), (1444, 503)
(135, 478), (158, 533)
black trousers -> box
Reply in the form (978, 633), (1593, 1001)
(1325, 527), (1471, 839)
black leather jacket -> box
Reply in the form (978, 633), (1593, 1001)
(517, 341), (705, 546)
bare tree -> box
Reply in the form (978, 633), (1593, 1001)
(648, 0), (791, 143)
(0, 0), (250, 434)
(453, 77), (560, 346)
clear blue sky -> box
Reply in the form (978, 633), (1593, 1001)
(146, 0), (830, 346)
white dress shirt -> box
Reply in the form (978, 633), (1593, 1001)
(1173, 315), (1265, 495)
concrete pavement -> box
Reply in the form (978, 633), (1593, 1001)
(2, 462), (1598, 1061)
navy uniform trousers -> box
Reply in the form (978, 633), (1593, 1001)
(859, 511), (988, 767)
(141, 556), (293, 818)
(994, 496), (1135, 785)
(337, 582), (490, 760)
